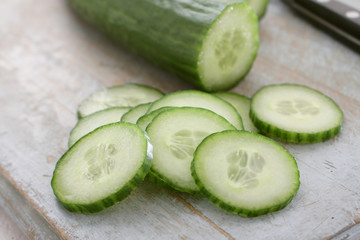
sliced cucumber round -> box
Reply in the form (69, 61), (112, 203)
(148, 90), (243, 130)
(52, 122), (152, 214)
(214, 92), (258, 133)
(69, 107), (130, 147)
(146, 107), (236, 194)
(250, 84), (343, 143)
(192, 130), (300, 217)
(121, 103), (151, 124)
(77, 83), (164, 118)
(137, 107), (175, 131)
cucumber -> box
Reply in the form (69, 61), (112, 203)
(137, 107), (176, 131)
(69, 107), (130, 147)
(191, 130), (300, 217)
(214, 92), (258, 133)
(69, 0), (259, 92)
(146, 107), (236, 193)
(246, 0), (269, 19)
(121, 103), (151, 124)
(147, 90), (244, 129)
(215, 0), (269, 19)
(250, 84), (343, 143)
(77, 84), (164, 118)
(51, 122), (152, 213)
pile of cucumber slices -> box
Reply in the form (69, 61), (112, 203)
(51, 83), (343, 217)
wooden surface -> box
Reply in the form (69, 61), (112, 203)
(1, 0), (360, 239)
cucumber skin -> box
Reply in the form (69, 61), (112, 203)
(68, 0), (257, 92)
(191, 130), (300, 217)
(250, 111), (342, 144)
(250, 84), (344, 144)
(146, 170), (177, 191)
(51, 123), (153, 214)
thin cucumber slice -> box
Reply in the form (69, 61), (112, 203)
(250, 84), (343, 143)
(69, 107), (130, 147)
(121, 103), (151, 124)
(214, 0), (269, 19)
(148, 90), (244, 130)
(51, 122), (152, 214)
(146, 107), (236, 194)
(78, 83), (164, 118)
(192, 130), (300, 217)
(136, 107), (175, 131)
(214, 92), (258, 133)
(146, 170), (176, 191)
(198, 4), (259, 91)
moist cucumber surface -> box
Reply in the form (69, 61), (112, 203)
(77, 84), (164, 118)
(148, 90), (244, 129)
(121, 103), (151, 124)
(250, 84), (343, 143)
(214, 92), (258, 133)
(146, 107), (236, 193)
(51, 122), (152, 213)
(192, 130), (300, 217)
(69, 107), (130, 147)
(69, 0), (259, 92)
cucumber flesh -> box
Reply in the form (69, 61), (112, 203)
(51, 122), (152, 213)
(77, 84), (164, 118)
(121, 103), (151, 124)
(198, 4), (259, 91)
(148, 90), (244, 130)
(192, 130), (300, 217)
(146, 107), (236, 194)
(69, 107), (130, 147)
(250, 84), (343, 143)
(214, 92), (258, 133)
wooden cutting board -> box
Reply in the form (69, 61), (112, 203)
(1, 0), (359, 239)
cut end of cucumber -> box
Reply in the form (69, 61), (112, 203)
(198, 3), (259, 92)
(245, 0), (269, 19)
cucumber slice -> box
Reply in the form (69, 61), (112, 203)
(250, 84), (343, 143)
(69, 0), (259, 92)
(69, 107), (130, 147)
(148, 90), (244, 130)
(77, 84), (164, 118)
(214, 92), (258, 133)
(51, 122), (152, 214)
(121, 103), (151, 124)
(192, 130), (300, 217)
(146, 107), (236, 194)
(136, 107), (175, 131)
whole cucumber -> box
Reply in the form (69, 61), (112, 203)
(69, 0), (259, 92)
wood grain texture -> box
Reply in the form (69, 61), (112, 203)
(0, 0), (359, 239)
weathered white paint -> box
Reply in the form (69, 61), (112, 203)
(0, 0), (359, 239)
